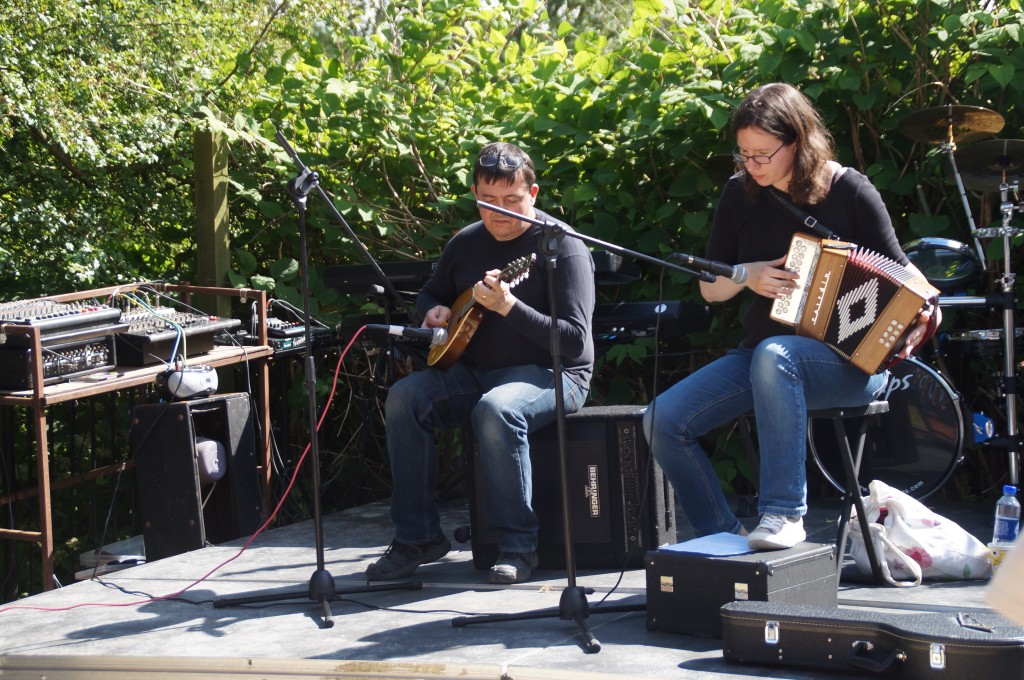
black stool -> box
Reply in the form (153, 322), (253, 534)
(809, 401), (889, 584)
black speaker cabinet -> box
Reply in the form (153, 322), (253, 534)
(468, 404), (677, 570)
(132, 393), (263, 561)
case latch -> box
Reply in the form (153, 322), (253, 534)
(764, 620), (780, 645)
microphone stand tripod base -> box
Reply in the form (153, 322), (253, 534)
(560, 586), (598, 652)
(450, 585), (646, 654)
(309, 568), (337, 627)
(213, 576), (423, 629)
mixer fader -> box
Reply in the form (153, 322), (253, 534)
(116, 306), (242, 366)
(0, 299), (124, 344)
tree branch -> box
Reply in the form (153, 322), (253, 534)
(205, 0), (292, 97)
(26, 124), (88, 183)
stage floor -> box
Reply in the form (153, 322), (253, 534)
(0, 496), (1001, 679)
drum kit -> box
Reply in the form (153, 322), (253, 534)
(812, 104), (1024, 500)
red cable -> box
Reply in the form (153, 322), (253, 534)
(0, 327), (369, 614)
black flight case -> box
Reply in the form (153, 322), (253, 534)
(721, 601), (1024, 679)
(645, 541), (838, 638)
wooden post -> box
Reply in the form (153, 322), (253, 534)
(193, 129), (231, 318)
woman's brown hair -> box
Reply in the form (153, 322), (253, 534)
(732, 83), (835, 205)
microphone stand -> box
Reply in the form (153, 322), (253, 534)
(212, 130), (419, 626)
(451, 201), (721, 652)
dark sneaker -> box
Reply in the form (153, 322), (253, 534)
(365, 534), (451, 581)
(488, 550), (539, 584)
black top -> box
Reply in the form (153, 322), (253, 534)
(417, 209), (596, 390)
(706, 169), (908, 348)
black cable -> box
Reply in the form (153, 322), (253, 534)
(268, 298), (330, 329)
(92, 577), (214, 605)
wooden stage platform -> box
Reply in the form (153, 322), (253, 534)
(0, 496), (1005, 679)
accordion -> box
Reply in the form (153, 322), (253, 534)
(769, 234), (940, 374)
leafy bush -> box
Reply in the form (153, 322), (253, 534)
(207, 0), (1023, 374)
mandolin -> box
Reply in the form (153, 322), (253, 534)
(426, 254), (536, 369)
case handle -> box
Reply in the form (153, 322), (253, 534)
(846, 640), (905, 673)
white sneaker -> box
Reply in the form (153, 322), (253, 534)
(747, 514), (806, 550)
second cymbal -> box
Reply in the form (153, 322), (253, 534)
(954, 139), (1024, 191)
(897, 105), (1005, 144)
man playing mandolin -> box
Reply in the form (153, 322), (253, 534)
(366, 142), (596, 585)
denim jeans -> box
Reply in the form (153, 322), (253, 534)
(384, 362), (587, 552)
(643, 336), (888, 536)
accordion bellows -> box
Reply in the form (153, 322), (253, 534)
(770, 234), (940, 374)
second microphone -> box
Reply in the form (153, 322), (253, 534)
(364, 324), (449, 345)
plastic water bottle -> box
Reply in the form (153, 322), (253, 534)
(992, 484), (1021, 546)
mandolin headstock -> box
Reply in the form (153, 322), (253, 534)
(501, 253), (536, 288)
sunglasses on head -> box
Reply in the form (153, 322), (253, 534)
(478, 153), (525, 170)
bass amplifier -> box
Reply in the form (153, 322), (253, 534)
(466, 404), (677, 570)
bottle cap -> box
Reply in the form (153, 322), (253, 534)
(1004, 484), (1018, 495)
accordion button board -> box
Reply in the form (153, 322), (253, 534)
(771, 234), (823, 326)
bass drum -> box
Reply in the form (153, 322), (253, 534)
(902, 237), (982, 294)
(809, 357), (964, 500)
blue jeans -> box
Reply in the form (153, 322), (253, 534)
(643, 336), (888, 536)
(384, 362), (587, 552)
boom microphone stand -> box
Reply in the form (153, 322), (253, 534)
(451, 201), (718, 652)
(213, 130), (418, 626)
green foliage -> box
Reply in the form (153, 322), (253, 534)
(205, 0), (1024, 490)
(211, 0), (1023, 342)
(0, 0), (335, 298)
(3, 0), (1024, 580)
(7, 0), (1021, 323)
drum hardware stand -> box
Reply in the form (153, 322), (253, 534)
(939, 118), (988, 270)
(212, 128), (419, 627)
(940, 178), (1022, 486)
(452, 201), (711, 653)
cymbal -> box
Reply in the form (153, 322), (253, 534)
(897, 105), (1004, 144)
(954, 139), (1024, 191)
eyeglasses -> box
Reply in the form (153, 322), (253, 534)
(732, 143), (787, 165)
(478, 153), (525, 170)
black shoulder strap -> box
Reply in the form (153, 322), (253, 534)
(765, 186), (837, 239)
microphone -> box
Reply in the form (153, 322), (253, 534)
(669, 253), (749, 284)
(364, 324), (449, 345)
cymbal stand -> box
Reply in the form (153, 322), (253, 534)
(940, 178), (1022, 486)
(940, 117), (988, 269)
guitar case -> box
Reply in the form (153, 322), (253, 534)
(721, 601), (1024, 679)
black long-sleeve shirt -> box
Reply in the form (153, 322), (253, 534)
(417, 209), (596, 390)
(706, 169), (908, 348)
